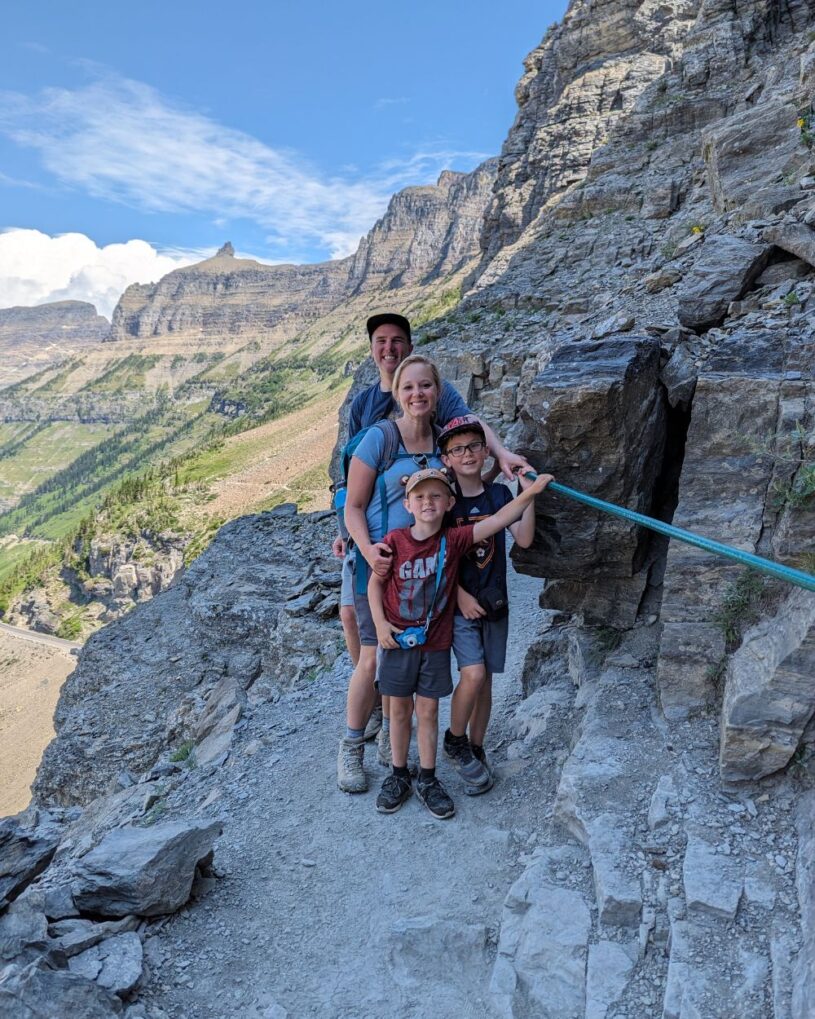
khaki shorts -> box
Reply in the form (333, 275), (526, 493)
(349, 555), (377, 646)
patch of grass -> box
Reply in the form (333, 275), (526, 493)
(56, 613), (83, 640)
(170, 740), (195, 763)
(713, 570), (772, 651)
(706, 656), (728, 689)
(783, 291), (801, 307)
(596, 626), (623, 653)
(139, 799), (167, 826)
(410, 283), (462, 327)
(83, 354), (161, 393)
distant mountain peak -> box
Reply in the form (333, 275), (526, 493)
(216, 242), (235, 258)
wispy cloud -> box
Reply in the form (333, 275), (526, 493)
(0, 74), (487, 260)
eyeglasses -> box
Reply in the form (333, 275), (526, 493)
(445, 440), (486, 458)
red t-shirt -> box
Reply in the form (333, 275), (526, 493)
(380, 524), (475, 651)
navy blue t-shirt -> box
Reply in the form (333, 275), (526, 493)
(452, 482), (513, 608)
(348, 379), (470, 438)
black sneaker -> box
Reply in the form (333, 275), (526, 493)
(376, 774), (413, 814)
(443, 731), (490, 788)
(416, 776), (455, 819)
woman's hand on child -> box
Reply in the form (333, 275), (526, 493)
(332, 535), (346, 558)
(376, 622), (403, 650)
(457, 587), (486, 620)
(368, 542), (393, 577)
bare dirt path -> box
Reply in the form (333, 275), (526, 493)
(0, 629), (76, 817)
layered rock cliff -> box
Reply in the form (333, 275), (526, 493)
(108, 164), (499, 345)
(0, 302), (108, 349)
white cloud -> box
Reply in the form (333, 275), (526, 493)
(0, 75), (487, 261)
(0, 229), (202, 318)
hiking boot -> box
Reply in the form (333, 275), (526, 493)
(376, 773), (413, 814)
(364, 705), (383, 741)
(337, 737), (367, 794)
(376, 725), (392, 768)
(443, 731), (490, 789)
(416, 776), (455, 820)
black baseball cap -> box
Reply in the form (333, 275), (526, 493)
(366, 313), (411, 343)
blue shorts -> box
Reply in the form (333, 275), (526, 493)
(377, 647), (453, 700)
(452, 613), (509, 676)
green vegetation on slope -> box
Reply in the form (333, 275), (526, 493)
(0, 350), (351, 625)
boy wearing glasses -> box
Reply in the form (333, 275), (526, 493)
(368, 465), (551, 819)
(439, 416), (538, 792)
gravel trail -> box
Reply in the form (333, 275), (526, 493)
(140, 568), (566, 1018)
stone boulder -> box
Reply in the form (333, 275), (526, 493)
(719, 588), (815, 782)
(677, 235), (769, 332)
(72, 820), (221, 918)
(0, 813), (61, 909)
(0, 960), (122, 1018)
(764, 223), (815, 272)
(702, 100), (805, 217)
(68, 931), (143, 997)
(513, 335), (665, 601)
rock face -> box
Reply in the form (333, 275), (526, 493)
(33, 507), (341, 807)
(347, 162), (499, 291)
(513, 335), (666, 627)
(480, 0), (700, 260)
(0, 301), (109, 350)
(676, 235), (769, 331)
(108, 164), (497, 345)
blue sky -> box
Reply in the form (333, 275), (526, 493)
(0, 0), (566, 314)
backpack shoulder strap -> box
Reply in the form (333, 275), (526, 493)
(373, 419), (402, 473)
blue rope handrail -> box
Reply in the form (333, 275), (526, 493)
(523, 474), (815, 593)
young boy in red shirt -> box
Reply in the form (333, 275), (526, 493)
(368, 466), (552, 819)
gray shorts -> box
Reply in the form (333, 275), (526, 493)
(340, 551), (354, 608)
(350, 555), (377, 646)
(377, 647), (453, 700)
(452, 613), (509, 675)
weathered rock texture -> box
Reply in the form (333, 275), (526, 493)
(480, 0), (700, 260)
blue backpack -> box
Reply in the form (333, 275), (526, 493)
(331, 419), (438, 595)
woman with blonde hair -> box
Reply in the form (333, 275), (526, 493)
(338, 354), (447, 793)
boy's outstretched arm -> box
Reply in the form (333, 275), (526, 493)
(368, 572), (403, 650)
(472, 473), (553, 545)
(508, 471), (537, 548)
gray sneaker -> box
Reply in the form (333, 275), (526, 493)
(376, 726), (392, 768)
(337, 736), (367, 793)
(443, 731), (490, 790)
(364, 705), (383, 741)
